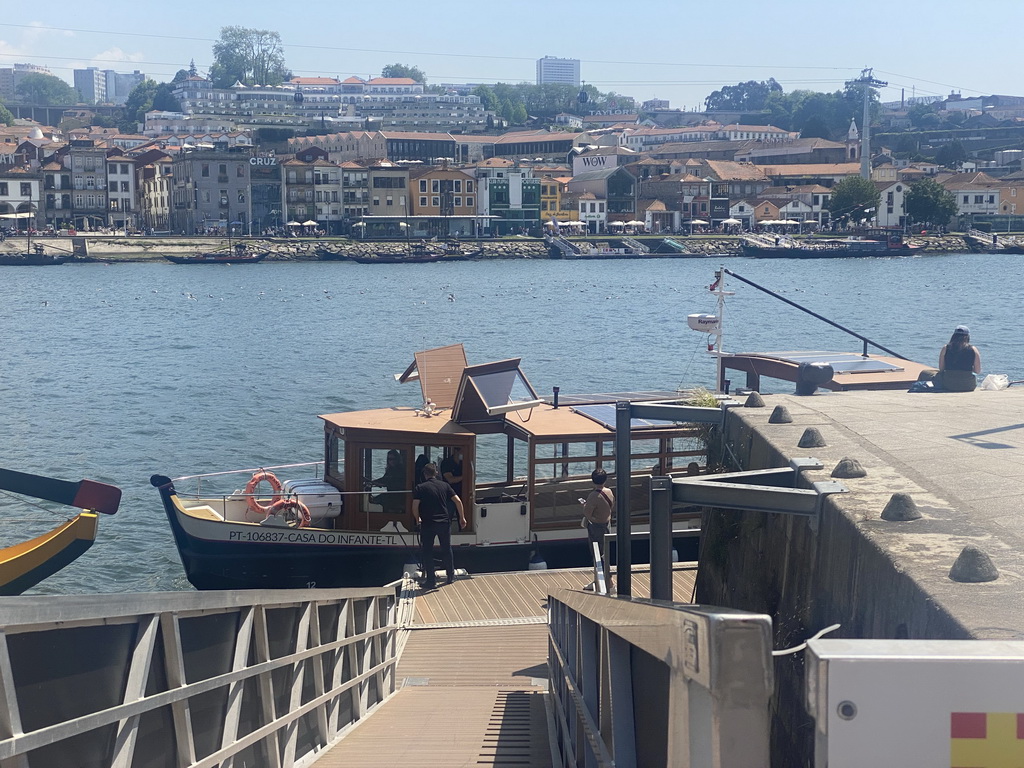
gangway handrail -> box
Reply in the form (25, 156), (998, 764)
(0, 587), (400, 767)
(547, 592), (773, 767)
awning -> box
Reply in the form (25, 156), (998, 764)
(0, 212), (34, 219)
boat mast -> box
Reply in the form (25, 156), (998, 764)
(711, 268), (734, 392)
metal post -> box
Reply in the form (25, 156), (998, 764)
(615, 401), (632, 597)
(650, 476), (673, 602)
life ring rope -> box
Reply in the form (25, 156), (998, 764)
(245, 470), (283, 518)
(268, 498), (311, 528)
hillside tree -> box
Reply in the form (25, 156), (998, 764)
(904, 178), (958, 227)
(209, 26), (291, 87)
(15, 73), (78, 105)
(0, 100), (13, 126)
(381, 63), (425, 82)
(704, 78), (782, 112)
(829, 176), (881, 224)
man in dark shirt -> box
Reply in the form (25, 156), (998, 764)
(412, 463), (466, 589)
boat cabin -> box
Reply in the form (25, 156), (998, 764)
(318, 344), (708, 540)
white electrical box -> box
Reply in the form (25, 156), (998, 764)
(806, 638), (1024, 767)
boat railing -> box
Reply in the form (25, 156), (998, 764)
(547, 592), (773, 766)
(174, 462), (325, 497)
(0, 587), (400, 767)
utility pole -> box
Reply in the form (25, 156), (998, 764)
(847, 68), (887, 179)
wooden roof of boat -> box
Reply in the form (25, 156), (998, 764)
(319, 403), (610, 441)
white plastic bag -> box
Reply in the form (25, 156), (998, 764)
(980, 374), (1009, 391)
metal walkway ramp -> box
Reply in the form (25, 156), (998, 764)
(314, 564), (697, 767)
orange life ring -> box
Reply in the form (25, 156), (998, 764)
(245, 470), (283, 517)
(268, 498), (311, 528)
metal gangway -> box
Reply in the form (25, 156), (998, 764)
(0, 587), (402, 767)
(547, 235), (583, 257)
(619, 236), (650, 254)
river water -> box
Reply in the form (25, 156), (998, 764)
(1, 252), (1021, 594)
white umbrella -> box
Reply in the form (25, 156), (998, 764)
(302, 220), (318, 226)
(286, 221), (301, 226)
(690, 219), (709, 225)
(626, 220), (645, 227)
(351, 222), (366, 227)
(721, 218), (741, 225)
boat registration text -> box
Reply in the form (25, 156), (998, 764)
(227, 529), (399, 546)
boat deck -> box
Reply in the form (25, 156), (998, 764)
(313, 562), (697, 767)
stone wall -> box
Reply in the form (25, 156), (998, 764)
(696, 406), (971, 767)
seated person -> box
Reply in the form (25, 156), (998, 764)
(371, 450), (407, 514)
(938, 325), (981, 392)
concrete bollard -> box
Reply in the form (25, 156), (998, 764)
(832, 457), (867, 478)
(880, 492), (922, 521)
(798, 427), (826, 448)
(769, 405), (793, 424)
(949, 545), (999, 582)
(744, 392), (765, 407)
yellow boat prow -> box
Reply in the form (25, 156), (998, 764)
(0, 512), (99, 596)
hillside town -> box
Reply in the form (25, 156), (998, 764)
(3, 53), (1024, 239)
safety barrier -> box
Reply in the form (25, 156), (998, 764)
(547, 591), (773, 767)
(0, 587), (398, 767)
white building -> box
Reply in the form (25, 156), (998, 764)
(536, 56), (580, 87)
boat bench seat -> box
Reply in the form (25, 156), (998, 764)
(186, 505), (224, 521)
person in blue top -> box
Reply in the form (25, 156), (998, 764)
(938, 326), (982, 392)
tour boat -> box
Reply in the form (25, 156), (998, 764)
(0, 244), (70, 266)
(152, 344), (707, 590)
(163, 241), (267, 264)
(0, 467), (121, 595)
(740, 231), (922, 258)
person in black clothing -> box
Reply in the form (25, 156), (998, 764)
(412, 463), (466, 589)
(938, 325), (982, 392)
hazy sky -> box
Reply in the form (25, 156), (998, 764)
(2, 1), (1021, 111)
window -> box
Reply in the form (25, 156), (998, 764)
(974, 195), (983, 205)
(372, 197), (379, 206)
(431, 180), (440, 193)
(20, 183), (31, 197)
(121, 181), (130, 192)
(467, 181), (473, 193)
(237, 165), (245, 177)
(466, 196), (474, 207)
(0, 183), (6, 195)
(454, 180), (462, 193)
(988, 195), (995, 204)
(419, 196), (427, 206)
(386, 196), (393, 206)
(202, 164), (210, 177)
(432, 196), (439, 206)
(419, 180), (427, 193)
(454, 197), (462, 207)
(121, 164), (129, 174)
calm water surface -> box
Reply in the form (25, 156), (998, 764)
(1, 252), (1021, 594)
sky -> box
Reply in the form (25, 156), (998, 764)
(2, 1), (1022, 112)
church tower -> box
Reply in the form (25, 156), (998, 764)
(846, 118), (861, 161)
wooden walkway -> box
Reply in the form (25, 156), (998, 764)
(313, 563), (697, 767)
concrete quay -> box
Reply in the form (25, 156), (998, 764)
(697, 385), (1024, 762)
